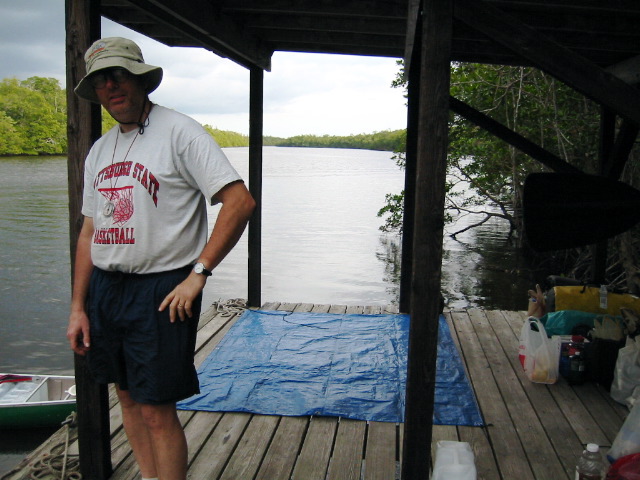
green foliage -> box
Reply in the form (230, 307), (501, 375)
(203, 126), (249, 147)
(264, 135), (285, 146)
(101, 109), (118, 134)
(378, 62), (602, 240)
(447, 64), (600, 229)
(377, 191), (405, 233)
(0, 77), (67, 155)
(0, 110), (24, 154)
(275, 130), (405, 152)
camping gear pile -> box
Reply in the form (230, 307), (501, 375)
(520, 277), (640, 475)
(523, 277), (640, 397)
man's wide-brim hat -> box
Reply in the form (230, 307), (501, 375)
(74, 37), (163, 104)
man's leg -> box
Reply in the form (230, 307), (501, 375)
(116, 387), (158, 479)
(139, 402), (188, 480)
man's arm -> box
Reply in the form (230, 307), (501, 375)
(159, 181), (256, 322)
(67, 216), (95, 355)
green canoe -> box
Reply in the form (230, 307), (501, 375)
(0, 374), (76, 428)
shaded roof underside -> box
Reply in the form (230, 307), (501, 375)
(101, 0), (640, 73)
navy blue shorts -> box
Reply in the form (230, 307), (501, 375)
(87, 266), (201, 405)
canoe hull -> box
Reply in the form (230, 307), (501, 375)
(0, 374), (76, 429)
(0, 402), (76, 428)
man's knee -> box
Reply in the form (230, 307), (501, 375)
(116, 387), (139, 410)
(139, 403), (178, 430)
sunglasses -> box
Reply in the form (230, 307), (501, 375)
(89, 68), (132, 89)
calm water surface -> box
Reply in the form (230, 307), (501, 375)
(0, 147), (533, 471)
(0, 147), (534, 374)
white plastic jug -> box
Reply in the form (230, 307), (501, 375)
(431, 441), (477, 480)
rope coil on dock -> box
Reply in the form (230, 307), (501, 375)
(28, 412), (81, 480)
(0, 412), (81, 480)
(213, 298), (247, 316)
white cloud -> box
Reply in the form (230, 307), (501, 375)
(1, 0), (407, 137)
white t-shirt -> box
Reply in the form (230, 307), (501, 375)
(82, 104), (242, 273)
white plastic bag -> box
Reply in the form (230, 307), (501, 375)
(518, 317), (559, 384)
(608, 401), (640, 462)
(610, 336), (640, 409)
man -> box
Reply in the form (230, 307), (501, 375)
(67, 37), (255, 480)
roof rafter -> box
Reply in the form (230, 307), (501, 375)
(455, 0), (640, 125)
(102, 0), (274, 70)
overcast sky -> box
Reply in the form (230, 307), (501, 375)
(0, 1), (408, 137)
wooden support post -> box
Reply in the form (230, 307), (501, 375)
(399, 16), (421, 314)
(402, 0), (453, 478)
(65, 0), (112, 478)
(248, 66), (263, 307)
(592, 108), (616, 284)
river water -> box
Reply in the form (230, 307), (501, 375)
(0, 147), (534, 471)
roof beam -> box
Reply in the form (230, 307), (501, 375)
(110, 0), (273, 70)
(244, 13), (406, 36)
(403, 0), (420, 73)
(454, 0), (640, 125)
(273, 42), (402, 58)
(254, 29), (404, 51)
(485, 0), (640, 15)
(222, 0), (407, 19)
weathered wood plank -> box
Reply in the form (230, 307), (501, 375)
(444, 313), (499, 478)
(475, 310), (568, 479)
(193, 309), (243, 357)
(458, 426), (498, 480)
(570, 382), (624, 445)
(193, 313), (242, 366)
(453, 310), (535, 479)
(329, 304), (347, 314)
(364, 421), (397, 480)
(548, 373), (612, 448)
(187, 412), (252, 478)
(291, 416), (338, 480)
(183, 411), (223, 464)
(219, 414), (280, 479)
(597, 383), (632, 421)
(363, 305), (383, 314)
(311, 304), (332, 313)
(489, 310), (581, 477)
(260, 301), (282, 310)
(326, 418), (366, 480)
(254, 416), (309, 480)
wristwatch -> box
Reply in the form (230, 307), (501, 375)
(193, 262), (212, 277)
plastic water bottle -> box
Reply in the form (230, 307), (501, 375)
(575, 443), (606, 480)
(568, 350), (587, 385)
(599, 285), (608, 310)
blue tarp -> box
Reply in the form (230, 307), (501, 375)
(178, 310), (484, 426)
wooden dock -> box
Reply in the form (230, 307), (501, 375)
(2, 303), (629, 480)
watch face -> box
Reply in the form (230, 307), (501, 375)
(194, 263), (211, 276)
